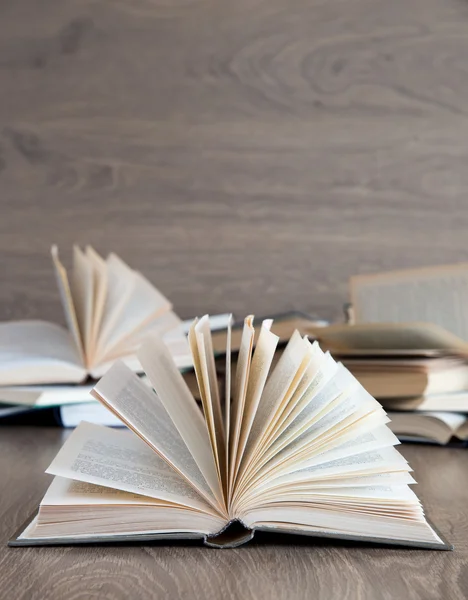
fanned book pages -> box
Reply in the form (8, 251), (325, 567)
(0, 246), (191, 386)
(10, 316), (450, 549)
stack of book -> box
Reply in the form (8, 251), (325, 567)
(329, 264), (468, 446)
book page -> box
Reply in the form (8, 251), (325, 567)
(71, 246), (94, 363)
(43, 476), (171, 506)
(240, 332), (315, 469)
(244, 381), (387, 494)
(137, 334), (222, 506)
(0, 320), (86, 385)
(46, 422), (216, 513)
(92, 361), (222, 512)
(85, 246), (108, 362)
(350, 264), (468, 342)
(261, 348), (334, 450)
(187, 317), (225, 480)
(228, 316), (255, 492)
(224, 315), (233, 482)
(50, 246), (85, 364)
(95, 254), (173, 362)
(268, 388), (385, 472)
(232, 321), (278, 485)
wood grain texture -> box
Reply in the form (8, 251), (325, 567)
(1, 427), (467, 600)
(1, 0), (468, 597)
(2, 0), (468, 323)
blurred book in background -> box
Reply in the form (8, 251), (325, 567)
(0, 314), (234, 426)
(336, 263), (468, 446)
(386, 412), (468, 446)
(0, 245), (191, 386)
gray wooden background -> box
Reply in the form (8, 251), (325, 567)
(2, 2), (468, 598)
(2, 0), (468, 325)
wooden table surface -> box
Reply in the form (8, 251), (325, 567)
(2, 0), (468, 597)
(0, 427), (466, 600)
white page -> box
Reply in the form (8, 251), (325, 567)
(85, 246), (108, 361)
(46, 422), (215, 513)
(224, 315), (233, 479)
(258, 363), (355, 466)
(187, 316), (225, 477)
(255, 387), (386, 486)
(255, 472), (416, 493)
(0, 320), (86, 385)
(260, 343), (328, 450)
(71, 246), (94, 362)
(271, 389), (384, 468)
(241, 331), (310, 466)
(255, 426), (401, 493)
(42, 476), (168, 506)
(137, 335), (221, 503)
(228, 316), (255, 490)
(233, 321), (278, 482)
(92, 362), (221, 510)
(51, 246), (85, 364)
(279, 446), (409, 481)
(94, 253), (135, 359)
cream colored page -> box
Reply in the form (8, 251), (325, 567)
(98, 255), (172, 358)
(42, 476), (170, 506)
(0, 320), (86, 385)
(257, 387), (386, 482)
(234, 390), (385, 501)
(283, 446), (410, 481)
(94, 253), (135, 358)
(258, 362), (354, 466)
(245, 446), (411, 502)
(193, 316), (225, 471)
(263, 351), (337, 448)
(92, 362), (220, 509)
(71, 246), (94, 361)
(233, 322), (279, 479)
(269, 389), (385, 469)
(224, 316), (233, 477)
(257, 426), (401, 493)
(242, 331), (309, 464)
(351, 265), (468, 342)
(229, 317), (255, 487)
(46, 422), (214, 512)
(118, 311), (182, 354)
(255, 472), (416, 493)
(196, 317), (224, 446)
(85, 246), (108, 360)
(50, 246), (84, 363)
(259, 338), (319, 446)
(137, 336), (223, 504)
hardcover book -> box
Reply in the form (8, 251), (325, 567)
(10, 316), (450, 549)
(0, 246), (190, 386)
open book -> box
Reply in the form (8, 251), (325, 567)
(11, 316), (449, 549)
(0, 246), (190, 386)
(388, 411), (468, 446)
